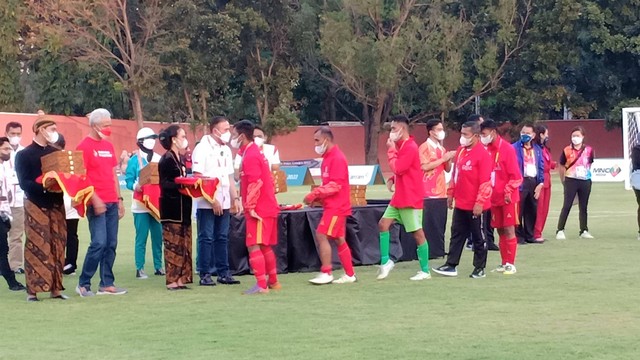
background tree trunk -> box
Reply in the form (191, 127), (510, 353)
(131, 89), (144, 128)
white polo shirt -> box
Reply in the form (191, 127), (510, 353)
(234, 143), (281, 170)
(192, 135), (234, 210)
(4, 145), (25, 208)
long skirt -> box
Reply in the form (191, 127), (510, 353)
(162, 222), (193, 285)
(24, 200), (66, 294)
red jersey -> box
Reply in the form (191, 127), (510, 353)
(77, 136), (118, 203)
(486, 136), (522, 206)
(448, 143), (492, 211)
(319, 145), (351, 216)
(240, 142), (279, 218)
(388, 136), (423, 209)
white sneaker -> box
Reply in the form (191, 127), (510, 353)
(332, 274), (357, 284)
(556, 230), (566, 240)
(503, 263), (517, 275)
(579, 231), (594, 239)
(409, 271), (431, 281)
(376, 260), (395, 280)
(308, 272), (334, 285)
(494, 264), (506, 273)
(637, 233), (640, 241)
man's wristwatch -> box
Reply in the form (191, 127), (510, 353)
(118, 196), (124, 201)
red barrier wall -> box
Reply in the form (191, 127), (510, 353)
(0, 113), (621, 174)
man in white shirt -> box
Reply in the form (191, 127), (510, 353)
(234, 125), (281, 178)
(192, 116), (241, 286)
(0, 136), (26, 291)
(4, 122), (25, 274)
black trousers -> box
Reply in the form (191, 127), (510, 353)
(635, 190), (640, 233)
(422, 198), (447, 259)
(517, 177), (538, 242)
(466, 210), (495, 246)
(65, 219), (79, 270)
(0, 219), (18, 287)
(557, 178), (591, 232)
(446, 208), (488, 269)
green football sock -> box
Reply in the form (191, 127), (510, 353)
(417, 242), (429, 272)
(379, 231), (390, 265)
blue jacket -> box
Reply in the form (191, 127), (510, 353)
(512, 141), (545, 188)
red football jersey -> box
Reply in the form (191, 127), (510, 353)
(486, 136), (522, 206)
(240, 142), (279, 218)
(319, 145), (352, 216)
(389, 136), (423, 209)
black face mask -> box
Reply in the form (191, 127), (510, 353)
(137, 141), (154, 162)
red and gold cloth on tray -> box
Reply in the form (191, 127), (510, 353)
(36, 171), (95, 217)
(133, 184), (161, 221)
(174, 177), (220, 203)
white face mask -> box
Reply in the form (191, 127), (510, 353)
(219, 131), (231, 144)
(254, 137), (265, 147)
(45, 130), (59, 144)
(175, 138), (188, 150)
(480, 134), (493, 146)
(459, 135), (472, 147)
(435, 131), (445, 141)
(9, 136), (21, 146)
(142, 139), (156, 150)
(314, 140), (327, 155)
(571, 136), (583, 145)
(230, 136), (241, 149)
(389, 130), (402, 142)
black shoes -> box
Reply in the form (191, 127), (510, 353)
(488, 242), (500, 251)
(217, 275), (240, 285)
(154, 269), (165, 276)
(199, 274), (216, 286)
(14, 268), (24, 274)
(9, 282), (26, 291)
(469, 268), (486, 278)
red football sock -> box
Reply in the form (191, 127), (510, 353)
(337, 242), (355, 277)
(249, 249), (267, 289)
(261, 246), (278, 285)
(498, 233), (507, 265)
(507, 237), (518, 265)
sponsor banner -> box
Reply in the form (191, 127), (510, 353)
(118, 174), (127, 189)
(281, 159), (321, 168)
(590, 158), (628, 182)
(281, 166), (315, 186)
(348, 165), (385, 185)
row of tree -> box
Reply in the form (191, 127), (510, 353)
(0, 1), (638, 163)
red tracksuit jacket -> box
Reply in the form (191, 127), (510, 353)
(486, 136), (523, 206)
(448, 143), (492, 211)
(388, 136), (423, 209)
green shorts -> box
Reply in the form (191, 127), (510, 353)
(382, 206), (423, 233)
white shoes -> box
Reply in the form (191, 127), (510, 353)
(556, 230), (566, 240)
(409, 271), (431, 281)
(494, 264), (506, 273)
(579, 231), (594, 239)
(503, 263), (517, 275)
(332, 274), (357, 284)
(376, 260), (395, 280)
(308, 272), (334, 285)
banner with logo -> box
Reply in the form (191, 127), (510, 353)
(281, 166), (315, 186)
(590, 158), (628, 182)
(348, 165), (386, 185)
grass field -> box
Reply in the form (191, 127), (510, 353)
(1, 181), (639, 359)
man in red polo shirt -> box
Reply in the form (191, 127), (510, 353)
(377, 115), (430, 281)
(480, 119), (523, 275)
(433, 121), (492, 278)
(76, 108), (127, 297)
(230, 120), (280, 295)
(304, 127), (356, 285)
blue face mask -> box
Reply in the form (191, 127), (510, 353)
(520, 134), (532, 143)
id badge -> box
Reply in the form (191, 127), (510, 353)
(525, 163), (537, 177)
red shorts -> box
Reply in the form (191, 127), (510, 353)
(245, 216), (278, 247)
(317, 213), (347, 239)
(491, 203), (519, 228)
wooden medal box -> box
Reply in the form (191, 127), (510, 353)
(273, 170), (287, 194)
(41, 150), (85, 175)
(309, 185), (367, 207)
(139, 163), (159, 185)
